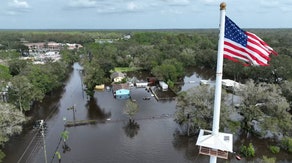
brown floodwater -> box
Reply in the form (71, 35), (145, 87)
(3, 63), (292, 163)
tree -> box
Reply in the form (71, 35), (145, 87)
(123, 100), (139, 124)
(270, 54), (292, 81)
(174, 85), (229, 135)
(82, 62), (106, 97)
(0, 102), (26, 162)
(151, 59), (184, 82)
(0, 50), (20, 60)
(8, 59), (27, 76)
(46, 61), (69, 85)
(177, 48), (197, 67)
(61, 130), (71, 153)
(61, 130), (69, 143)
(0, 65), (11, 82)
(21, 64), (62, 95)
(280, 80), (292, 104)
(60, 48), (79, 65)
(8, 75), (43, 112)
(0, 151), (5, 163)
(16, 44), (29, 56)
(237, 80), (292, 137)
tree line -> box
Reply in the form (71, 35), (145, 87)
(80, 30), (292, 96)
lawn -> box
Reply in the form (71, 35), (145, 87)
(112, 67), (142, 72)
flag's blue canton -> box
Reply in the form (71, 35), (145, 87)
(225, 16), (247, 47)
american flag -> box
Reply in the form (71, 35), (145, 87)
(224, 16), (278, 66)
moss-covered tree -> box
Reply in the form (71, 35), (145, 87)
(123, 100), (139, 125)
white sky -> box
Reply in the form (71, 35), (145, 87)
(0, 0), (291, 29)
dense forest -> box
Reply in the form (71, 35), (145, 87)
(0, 29), (292, 161)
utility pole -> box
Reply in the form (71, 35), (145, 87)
(40, 120), (48, 163)
(67, 105), (76, 124)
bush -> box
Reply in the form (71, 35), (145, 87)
(268, 145), (280, 154)
(281, 137), (292, 153)
(240, 143), (255, 157)
(0, 150), (5, 163)
(167, 79), (174, 88)
(227, 120), (241, 133)
(262, 155), (276, 163)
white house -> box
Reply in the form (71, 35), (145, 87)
(222, 79), (245, 92)
(110, 72), (125, 83)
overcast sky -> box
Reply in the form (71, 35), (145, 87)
(0, 0), (291, 29)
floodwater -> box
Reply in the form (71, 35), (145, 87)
(3, 63), (292, 163)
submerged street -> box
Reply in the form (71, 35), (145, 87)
(3, 63), (292, 163)
(4, 63), (201, 163)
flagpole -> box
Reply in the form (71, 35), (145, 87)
(210, 2), (226, 163)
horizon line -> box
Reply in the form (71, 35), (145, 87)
(0, 27), (291, 31)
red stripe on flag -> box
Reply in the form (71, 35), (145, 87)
(224, 40), (268, 66)
(245, 32), (278, 55)
(246, 33), (272, 60)
(224, 43), (249, 61)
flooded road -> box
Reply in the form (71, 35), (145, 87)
(3, 63), (292, 163)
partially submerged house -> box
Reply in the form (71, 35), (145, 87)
(112, 83), (130, 99)
(110, 72), (125, 83)
(222, 79), (245, 92)
(115, 89), (130, 99)
(200, 80), (210, 85)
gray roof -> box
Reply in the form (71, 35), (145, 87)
(110, 72), (125, 79)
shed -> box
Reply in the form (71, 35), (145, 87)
(135, 82), (148, 88)
(159, 81), (168, 91)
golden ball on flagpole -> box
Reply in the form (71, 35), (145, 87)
(220, 2), (226, 10)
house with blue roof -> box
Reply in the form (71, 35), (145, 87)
(115, 89), (130, 99)
(112, 83), (130, 99)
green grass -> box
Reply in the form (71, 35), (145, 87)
(112, 67), (142, 73)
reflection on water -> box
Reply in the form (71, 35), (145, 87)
(123, 121), (140, 138)
(86, 98), (111, 120)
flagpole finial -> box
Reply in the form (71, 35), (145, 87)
(220, 2), (226, 10)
